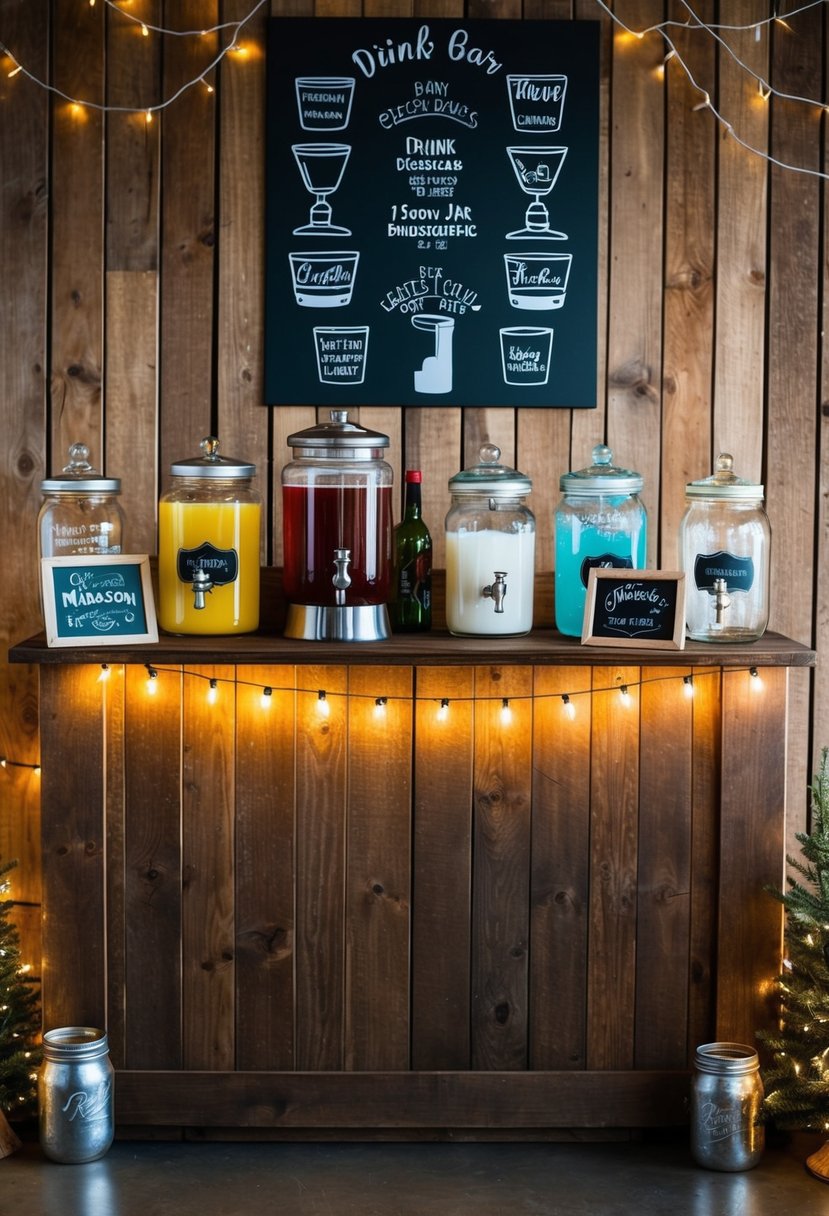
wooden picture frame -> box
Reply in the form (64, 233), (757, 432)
(41, 555), (158, 648)
(581, 569), (686, 650)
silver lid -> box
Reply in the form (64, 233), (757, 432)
(685, 453), (763, 501)
(287, 409), (390, 454)
(170, 436), (255, 479)
(40, 443), (121, 494)
(448, 444), (532, 497)
(694, 1042), (759, 1075)
(559, 444), (643, 495)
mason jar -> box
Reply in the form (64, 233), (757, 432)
(158, 436), (261, 636)
(555, 445), (647, 637)
(38, 444), (124, 561)
(39, 1027), (114, 1164)
(679, 454), (770, 643)
(445, 444), (535, 637)
(690, 1042), (764, 1171)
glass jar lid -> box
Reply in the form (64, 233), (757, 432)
(559, 444), (643, 495)
(685, 453), (763, 501)
(287, 410), (390, 458)
(40, 443), (121, 494)
(170, 436), (255, 479)
(448, 444), (532, 497)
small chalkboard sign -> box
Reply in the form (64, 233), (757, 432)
(41, 556), (158, 648)
(581, 569), (686, 650)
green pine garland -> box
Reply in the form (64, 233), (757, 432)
(0, 858), (41, 1117)
(759, 747), (829, 1131)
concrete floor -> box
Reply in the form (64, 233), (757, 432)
(2, 1133), (829, 1216)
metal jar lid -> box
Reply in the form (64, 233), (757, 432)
(685, 453), (763, 501)
(559, 444), (643, 495)
(448, 444), (532, 498)
(286, 409), (390, 458)
(40, 443), (121, 494)
(170, 436), (255, 479)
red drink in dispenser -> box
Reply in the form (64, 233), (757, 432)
(281, 411), (393, 641)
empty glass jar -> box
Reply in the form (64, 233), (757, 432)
(38, 444), (124, 561)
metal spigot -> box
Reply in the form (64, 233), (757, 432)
(332, 548), (352, 607)
(483, 571), (508, 613)
(191, 567), (213, 610)
(713, 577), (731, 626)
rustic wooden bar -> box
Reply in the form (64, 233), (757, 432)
(10, 612), (815, 1137)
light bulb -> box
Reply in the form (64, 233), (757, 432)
(261, 687), (273, 710)
(207, 679), (218, 706)
(317, 690), (330, 719)
(437, 698), (449, 722)
(562, 694), (576, 720)
(500, 698), (512, 725)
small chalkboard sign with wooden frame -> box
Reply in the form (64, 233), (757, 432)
(41, 555), (158, 648)
(581, 569), (686, 650)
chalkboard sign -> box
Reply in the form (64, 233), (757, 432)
(41, 556), (158, 648)
(582, 570), (686, 650)
(265, 18), (599, 409)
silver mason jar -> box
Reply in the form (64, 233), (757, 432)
(39, 1027), (114, 1164)
(690, 1042), (764, 1171)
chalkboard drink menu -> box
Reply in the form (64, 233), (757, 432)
(265, 18), (599, 409)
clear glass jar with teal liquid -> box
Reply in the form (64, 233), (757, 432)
(555, 445), (647, 636)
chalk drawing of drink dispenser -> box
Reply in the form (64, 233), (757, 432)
(412, 313), (455, 394)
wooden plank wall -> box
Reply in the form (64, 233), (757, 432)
(0, 0), (826, 986)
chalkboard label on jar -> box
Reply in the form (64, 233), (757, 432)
(582, 569), (686, 650)
(693, 550), (755, 593)
(579, 552), (633, 589)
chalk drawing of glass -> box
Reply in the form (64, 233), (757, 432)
(313, 326), (370, 384)
(288, 251), (359, 308)
(506, 146), (568, 240)
(295, 77), (356, 131)
(504, 252), (572, 310)
(292, 143), (352, 236)
(499, 327), (554, 386)
(506, 75), (568, 133)
(412, 314), (455, 394)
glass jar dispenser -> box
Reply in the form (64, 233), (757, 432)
(445, 444), (535, 637)
(158, 436), (261, 636)
(679, 453), (770, 643)
(38, 443), (124, 561)
(554, 445), (647, 637)
(282, 410), (393, 642)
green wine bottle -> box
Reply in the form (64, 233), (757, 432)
(390, 470), (432, 632)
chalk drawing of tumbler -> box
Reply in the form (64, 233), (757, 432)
(412, 314), (454, 394)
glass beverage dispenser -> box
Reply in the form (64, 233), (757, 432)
(282, 410), (393, 641)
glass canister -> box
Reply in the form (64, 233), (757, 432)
(157, 436), (261, 635)
(282, 410), (393, 641)
(679, 454), (771, 643)
(39, 1026), (114, 1164)
(690, 1042), (764, 1171)
(554, 444), (647, 637)
(445, 444), (535, 637)
(38, 444), (124, 560)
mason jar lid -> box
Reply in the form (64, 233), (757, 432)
(170, 436), (255, 479)
(685, 453), (763, 501)
(40, 443), (121, 495)
(287, 410), (390, 457)
(559, 444), (643, 495)
(42, 1026), (109, 1061)
(694, 1042), (759, 1075)
(449, 444), (532, 497)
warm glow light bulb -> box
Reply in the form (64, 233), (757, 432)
(207, 679), (218, 706)
(374, 697), (388, 719)
(562, 695), (576, 721)
(261, 687), (273, 710)
(437, 698), (449, 722)
(619, 685), (631, 705)
(500, 698), (512, 725)
(317, 690), (330, 719)
(683, 675), (694, 699)
(749, 667), (763, 692)
(98, 663), (110, 683)
(146, 667), (158, 695)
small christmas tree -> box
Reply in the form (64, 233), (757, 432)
(758, 747), (829, 1178)
(0, 857), (41, 1155)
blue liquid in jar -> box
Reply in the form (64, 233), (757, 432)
(555, 503), (647, 636)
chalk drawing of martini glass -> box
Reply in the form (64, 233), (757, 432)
(292, 143), (352, 236)
(506, 145), (568, 240)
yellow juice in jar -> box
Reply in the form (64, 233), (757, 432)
(158, 501), (260, 634)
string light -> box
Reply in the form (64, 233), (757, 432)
(619, 684), (631, 705)
(97, 663), (110, 683)
(260, 686), (273, 710)
(500, 698), (513, 725)
(562, 694), (576, 720)
(207, 678), (218, 705)
(683, 675), (695, 698)
(374, 696), (388, 719)
(145, 664), (158, 695)
(437, 698), (450, 722)
(317, 690), (330, 719)
(750, 666), (763, 692)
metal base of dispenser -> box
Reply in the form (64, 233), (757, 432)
(284, 603), (391, 642)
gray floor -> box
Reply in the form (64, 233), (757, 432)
(2, 1133), (829, 1216)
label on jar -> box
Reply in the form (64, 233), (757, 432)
(580, 552), (633, 589)
(694, 550), (754, 593)
(177, 542), (239, 586)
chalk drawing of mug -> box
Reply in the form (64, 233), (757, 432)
(288, 251), (360, 308)
(499, 327), (554, 386)
(295, 77), (356, 131)
(506, 75), (568, 133)
(504, 252), (572, 310)
(313, 326), (370, 384)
